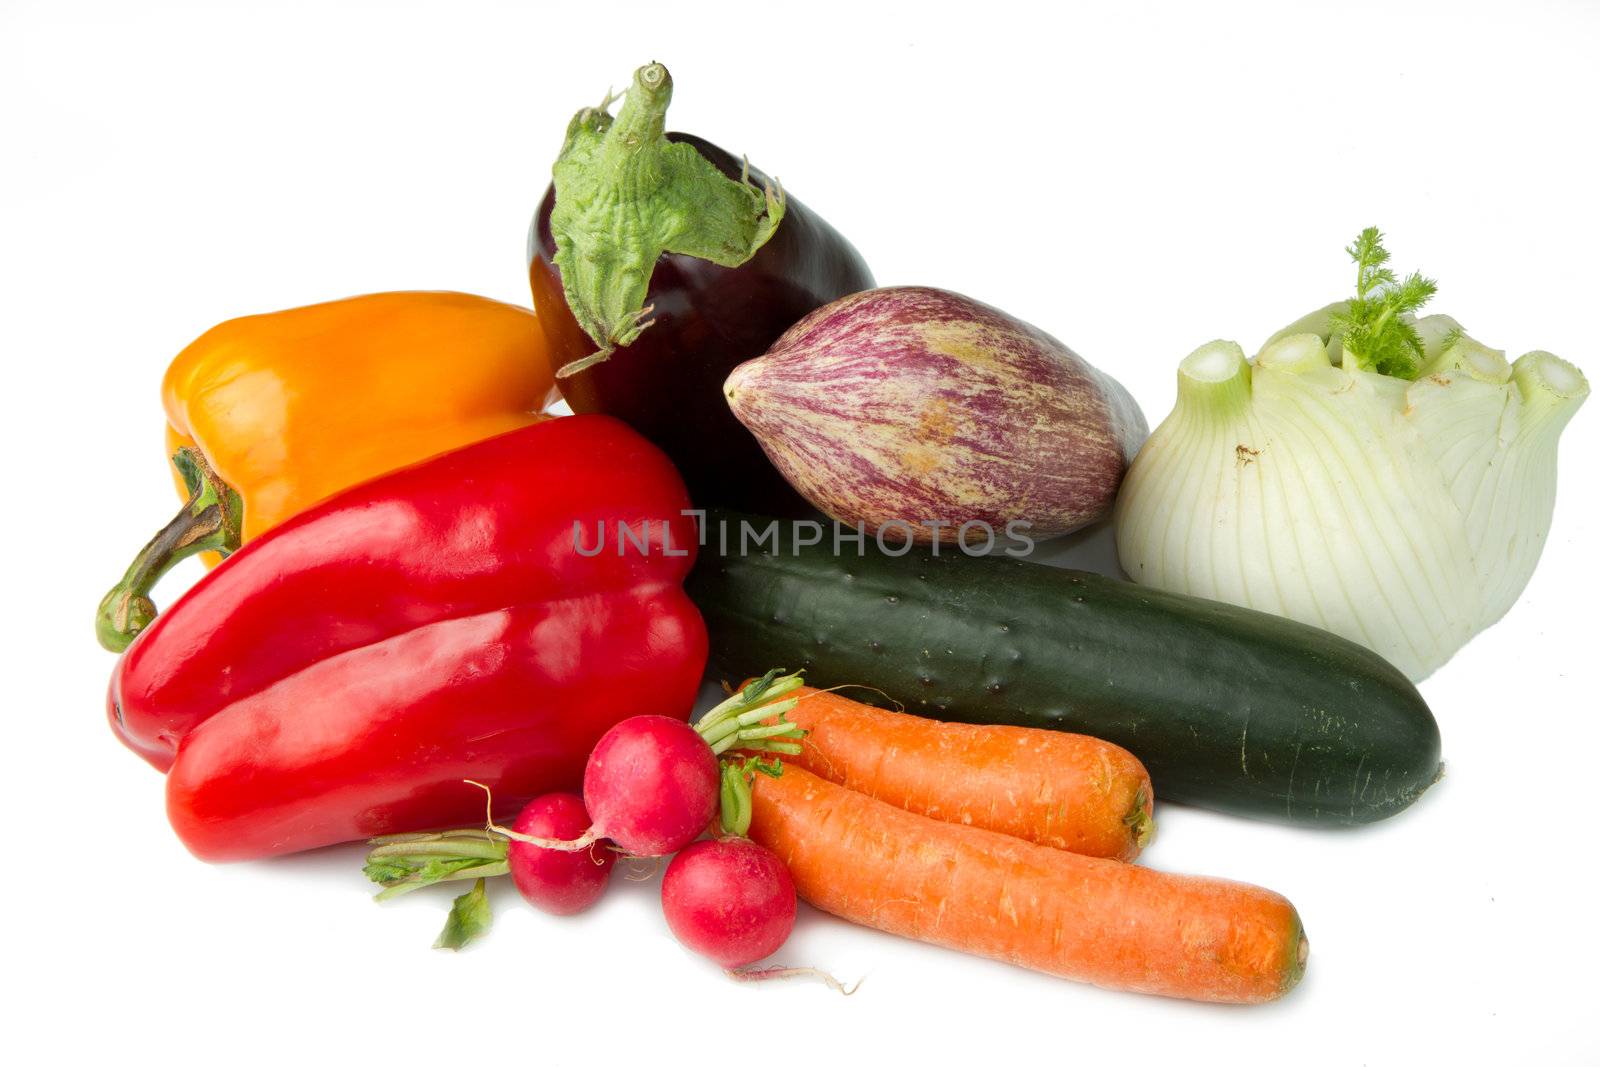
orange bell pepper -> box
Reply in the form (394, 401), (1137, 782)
(96, 291), (555, 651)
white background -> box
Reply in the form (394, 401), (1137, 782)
(5, 1), (1597, 1063)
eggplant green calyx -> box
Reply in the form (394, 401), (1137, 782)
(550, 61), (787, 376)
(1330, 226), (1438, 379)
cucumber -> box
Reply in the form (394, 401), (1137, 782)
(688, 512), (1442, 825)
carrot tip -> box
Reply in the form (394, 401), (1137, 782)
(1279, 921), (1311, 998)
(1124, 792), (1156, 852)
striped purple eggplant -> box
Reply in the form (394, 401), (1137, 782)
(723, 286), (1147, 544)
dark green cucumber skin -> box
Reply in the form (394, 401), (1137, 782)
(688, 515), (1443, 826)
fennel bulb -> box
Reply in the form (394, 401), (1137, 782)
(1114, 232), (1587, 681)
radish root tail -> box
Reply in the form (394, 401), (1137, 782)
(621, 856), (663, 881)
(463, 779), (603, 853)
(725, 965), (863, 996)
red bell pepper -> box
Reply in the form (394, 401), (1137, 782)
(106, 415), (707, 862)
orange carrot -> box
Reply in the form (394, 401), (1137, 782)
(749, 765), (1308, 1004)
(754, 684), (1153, 861)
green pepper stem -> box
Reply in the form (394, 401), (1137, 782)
(96, 447), (243, 652)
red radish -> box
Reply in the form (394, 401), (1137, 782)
(493, 672), (810, 858)
(507, 793), (616, 915)
(662, 837), (797, 968)
(582, 715), (720, 856)
(368, 673), (811, 954)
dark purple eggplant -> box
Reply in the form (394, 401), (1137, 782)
(528, 62), (873, 514)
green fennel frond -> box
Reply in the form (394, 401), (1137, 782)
(1349, 227), (1396, 298)
(1331, 226), (1438, 379)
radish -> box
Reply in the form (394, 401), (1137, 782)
(661, 836), (797, 968)
(364, 791), (616, 910)
(507, 792), (616, 915)
(363, 790), (617, 947)
(583, 714), (720, 856)
(494, 670), (809, 857)
(365, 671), (809, 950)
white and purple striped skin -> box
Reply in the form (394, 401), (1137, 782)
(723, 286), (1148, 544)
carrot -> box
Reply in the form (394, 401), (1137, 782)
(752, 684), (1154, 861)
(749, 765), (1308, 1004)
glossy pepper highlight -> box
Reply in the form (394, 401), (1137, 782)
(105, 416), (707, 862)
(96, 291), (556, 652)
(529, 62), (874, 514)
